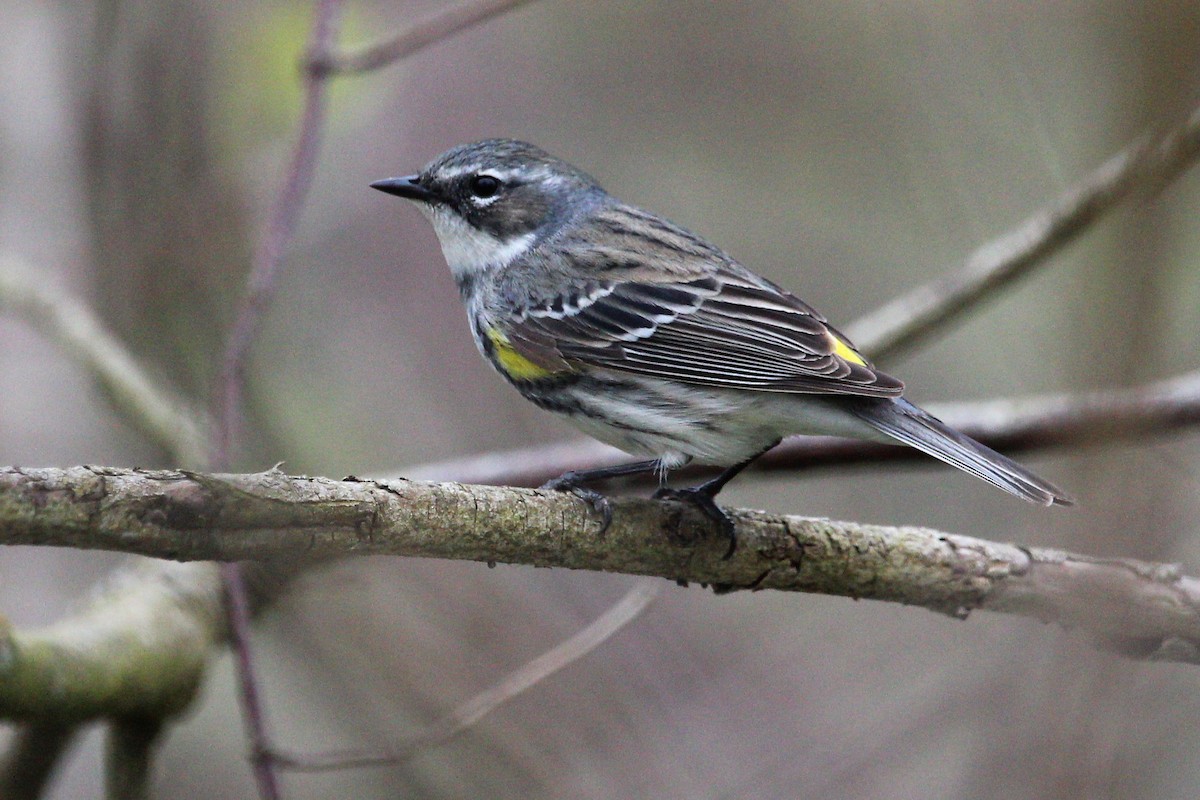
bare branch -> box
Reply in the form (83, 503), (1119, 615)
(219, 560), (279, 798)
(307, 0), (542, 75)
(215, 0), (343, 468)
(0, 257), (209, 467)
(273, 583), (659, 771)
(0, 558), (223, 720)
(401, 371), (1200, 487)
(758, 369), (1200, 474)
(846, 103), (1200, 359)
(2, 466), (1197, 666)
(214, 4), (345, 797)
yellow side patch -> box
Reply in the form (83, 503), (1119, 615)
(831, 334), (867, 366)
(486, 327), (556, 380)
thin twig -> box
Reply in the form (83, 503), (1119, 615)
(214, 0), (343, 468)
(221, 561), (279, 800)
(307, 0), (541, 76)
(755, 369), (1200, 473)
(846, 103), (1200, 359)
(272, 583), (660, 771)
(214, 4), (344, 798)
(400, 370), (1200, 487)
(0, 257), (209, 467)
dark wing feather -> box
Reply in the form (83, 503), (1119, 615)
(507, 273), (904, 397)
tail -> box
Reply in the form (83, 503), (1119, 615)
(848, 398), (1073, 507)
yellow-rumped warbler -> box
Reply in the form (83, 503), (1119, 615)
(372, 139), (1071, 554)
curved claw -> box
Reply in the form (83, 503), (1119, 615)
(541, 473), (614, 534)
(653, 486), (738, 559)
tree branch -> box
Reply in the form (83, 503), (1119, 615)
(846, 103), (1200, 359)
(215, 0), (343, 468)
(402, 370), (1200, 487)
(306, 0), (542, 76)
(272, 582), (659, 772)
(0, 257), (209, 467)
(0, 557), (223, 721)
(2, 466), (1197, 670)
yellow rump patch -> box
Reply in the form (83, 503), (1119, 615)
(486, 327), (556, 380)
(831, 334), (867, 366)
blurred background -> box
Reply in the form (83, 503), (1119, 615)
(2, 1), (1200, 797)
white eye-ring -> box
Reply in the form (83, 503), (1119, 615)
(468, 173), (502, 205)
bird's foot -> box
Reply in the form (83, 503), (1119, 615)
(540, 471), (613, 533)
(652, 484), (737, 559)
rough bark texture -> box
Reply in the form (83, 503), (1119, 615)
(2, 465), (1198, 677)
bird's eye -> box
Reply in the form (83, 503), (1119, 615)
(469, 174), (501, 198)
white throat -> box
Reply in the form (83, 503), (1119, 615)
(419, 204), (535, 278)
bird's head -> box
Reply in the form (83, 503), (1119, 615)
(372, 139), (604, 278)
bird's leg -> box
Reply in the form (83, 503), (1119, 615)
(540, 459), (662, 532)
(653, 440), (781, 559)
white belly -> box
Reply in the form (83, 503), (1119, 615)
(554, 373), (887, 469)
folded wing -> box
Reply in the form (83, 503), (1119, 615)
(506, 272), (904, 397)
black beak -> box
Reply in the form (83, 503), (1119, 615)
(370, 175), (434, 202)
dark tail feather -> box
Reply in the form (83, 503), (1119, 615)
(849, 398), (1073, 507)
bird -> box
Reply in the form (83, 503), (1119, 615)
(371, 139), (1071, 556)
